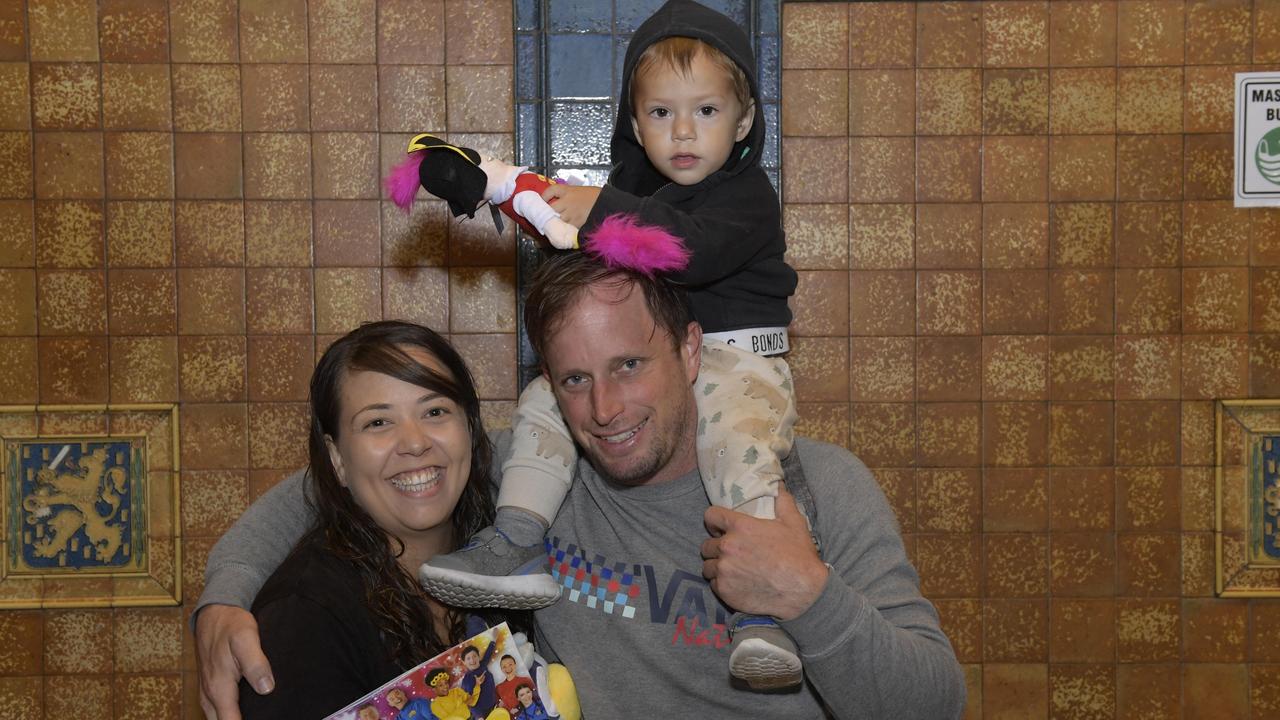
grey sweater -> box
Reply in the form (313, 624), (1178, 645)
(198, 433), (965, 718)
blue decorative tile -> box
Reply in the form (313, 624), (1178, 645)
(756, 34), (779, 102)
(517, 34), (542, 100)
(517, 103), (542, 166)
(615, 0), (668, 32)
(548, 101), (614, 165)
(613, 35), (630, 102)
(548, 33), (615, 99)
(516, 0), (541, 31)
(548, 0), (614, 32)
(699, 0), (750, 28)
(757, 0), (778, 35)
(760, 101), (778, 169)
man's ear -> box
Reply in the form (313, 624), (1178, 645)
(325, 434), (347, 486)
(735, 101), (755, 143)
(631, 115), (645, 147)
(682, 322), (703, 384)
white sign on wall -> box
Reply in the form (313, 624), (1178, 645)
(1236, 72), (1280, 207)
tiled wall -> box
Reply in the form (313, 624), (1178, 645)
(0, 0), (516, 716)
(780, 1), (1280, 718)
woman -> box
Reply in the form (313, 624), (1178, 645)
(239, 321), (507, 718)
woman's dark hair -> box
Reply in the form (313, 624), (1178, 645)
(304, 320), (495, 667)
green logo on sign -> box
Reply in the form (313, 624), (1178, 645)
(1259, 126), (1280, 185)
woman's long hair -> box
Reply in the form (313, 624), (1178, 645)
(304, 321), (495, 666)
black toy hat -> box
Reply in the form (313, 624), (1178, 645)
(406, 133), (488, 220)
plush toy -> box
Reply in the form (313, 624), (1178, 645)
(385, 133), (580, 250)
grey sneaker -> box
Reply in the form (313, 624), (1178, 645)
(419, 526), (561, 610)
(729, 615), (803, 690)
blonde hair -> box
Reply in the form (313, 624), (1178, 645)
(631, 37), (752, 119)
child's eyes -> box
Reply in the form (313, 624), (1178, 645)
(649, 107), (671, 119)
(697, 105), (718, 117)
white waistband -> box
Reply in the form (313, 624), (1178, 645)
(703, 326), (790, 356)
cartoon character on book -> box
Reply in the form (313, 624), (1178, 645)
(386, 687), (433, 720)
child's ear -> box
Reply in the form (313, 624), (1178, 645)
(631, 115), (645, 147)
(735, 101), (755, 143)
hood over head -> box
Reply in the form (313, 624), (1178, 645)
(611, 0), (765, 196)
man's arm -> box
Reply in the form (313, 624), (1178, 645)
(703, 439), (965, 720)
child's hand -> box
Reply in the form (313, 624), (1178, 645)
(542, 184), (601, 228)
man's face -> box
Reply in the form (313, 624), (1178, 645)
(542, 281), (701, 486)
(501, 657), (517, 678)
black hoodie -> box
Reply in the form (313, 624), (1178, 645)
(582, 0), (796, 334)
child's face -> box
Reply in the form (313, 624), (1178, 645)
(358, 708), (379, 720)
(630, 51), (753, 186)
(387, 689), (406, 708)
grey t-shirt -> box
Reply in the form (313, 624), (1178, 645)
(197, 433), (964, 718)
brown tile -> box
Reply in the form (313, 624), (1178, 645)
(1182, 334), (1249, 398)
(781, 2), (848, 68)
(917, 402), (981, 466)
(245, 202), (311, 266)
(314, 267), (381, 335)
(175, 201), (243, 266)
(34, 200), (103, 268)
(916, 136), (980, 202)
(1116, 464), (1180, 532)
(45, 674), (112, 717)
(849, 402), (915, 466)
(445, 66), (513, 133)
(784, 70), (849, 138)
(99, 0), (168, 62)
(39, 269), (106, 335)
(172, 64), (241, 132)
(1183, 598), (1247, 662)
(1050, 68), (1115, 134)
(382, 266), (449, 330)
(849, 337), (914, 402)
(983, 136), (1048, 202)
(1116, 135), (1182, 200)
(916, 203), (980, 268)
(1255, 269), (1280, 332)
(45, 609), (113, 672)
(1252, 334), (1280, 396)
(917, 336), (980, 401)
(1049, 135), (1116, 201)
(1051, 203), (1113, 267)
(1049, 335), (1113, 401)
(169, 0), (238, 62)
(984, 467), (1048, 532)
(108, 268), (175, 335)
(106, 201), (172, 267)
(985, 533), (1049, 596)
(1050, 270), (1114, 334)
(782, 137), (849, 204)
(310, 64), (378, 132)
(1183, 267), (1248, 333)
(1117, 663), (1180, 718)
(917, 270), (981, 335)
(983, 1), (1049, 67)
(446, 206), (513, 267)
(243, 134), (311, 200)
(104, 132), (173, 199)
(1049, 0), (1117, 66)
(246, 335), (310, 402)
(1179, 466), (1214, 533)
(0, 337), (38, 403)
(1050, 531), (1116, 595)
(916, 1), (981, 68)
(241, 64), (309, 132)
(984, 269), (1048, 334)
(0, 2), (23, 60)
(313, 200), (379, 266)
(31, 63), (99, 130)
(248, 402), (309, 469)
(113, 673), (181, 719)
(847, 2), (913, 68)
(982, 68), (1049, 136)
(1183, 200), (1250, 265)
(850, 270), (915, 336)
(1049, 664), (1115, 720)
(28, 0), (97, 61)
(916, 68), (980, 135)
(108, 335), (177, 403)
(915, 534), (980, 596)
(1050, 598), (1115, 662)
(34, 131), (103, 198)
(309, 0), (375, 63)
(0, 200), (33, 266)
(0, 270), (34, 334)
(1116, 67), (1182, 134)
(377, 0), (444, 64)
(381, 199), (448, 267)
(984, 203), (1049, 268)
(1051, 467), (1114, 531)
(983, 662), (1047, 719)
(178, 335), (245, 402)
(1184, 664), (1249, 720)
(0, 131), (32, 198)
(984, 599), (1048, 662)
(180, 402), (247, 470)
(983, 335), (1050, 401)
(1184, 133), (1232, 200)
(1182, 532), (1215, 597)
(446, 266), (513, 334)
(445, 0), (510, 63)
(0, 610), (41, 674)
(1117, 0), (1185, 64)
(849, 204), (913, 268)
(1049, 401), (1113, 466)
(1116, 598), (1180, 662)
(238, 0), (307, 63)
(101, 63), (171, 131)
(788, 336), (850, 403)
(785, 205), (847, 270)
(379, 65), (446, 134)
(38, 336), (108, 402)
(1117, 532), (1180, 595)
(1116, 202), (1181, 267)
(873, 466), (916, 533)
(452, 333), (517, 401)
(1253, 208), (1280, 263)
(934, 599), (981, 663)
(1252, 602), (1280, 662)
(1178, 401), (1212, 467)
(792, 270), (849, 336)
(1252, 665), (1280, 717)
(114, 608), (182, 673)
(1259, 0), (1280, 62)
(1186, 0), (1251, 64)
(1185, 64), (1242, 134)
(1115, 335), (1180, 399)
(313, 132), (379, 199)
(245, 267), (312, 334)
(174, 133), (243, 199)
(176, 267), (245, 335)
(793, 402), (850, 450)
(0, 63), (28, 130)
(180, 470), (248, 537)
(848, 69), (914, 137)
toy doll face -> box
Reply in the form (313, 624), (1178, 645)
(630, 50), (753, 186)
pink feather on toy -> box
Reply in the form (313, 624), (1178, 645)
(583, 214), (691, 276)
(385, 152), (424, 212)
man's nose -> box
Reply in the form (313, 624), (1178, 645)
(590, 378), (624, 426)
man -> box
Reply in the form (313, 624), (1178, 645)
(194, 253), (965, 718)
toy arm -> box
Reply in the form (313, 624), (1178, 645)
(511, 190), (579, 250)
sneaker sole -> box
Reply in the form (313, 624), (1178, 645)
(729, 638), (803, 690)
(419, 565), (562, 610)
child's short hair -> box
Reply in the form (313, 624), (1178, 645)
(631, 37), (751, 117)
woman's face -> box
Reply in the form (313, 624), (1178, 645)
(517, 686), (534, 706)
(326, 348), (472, 550)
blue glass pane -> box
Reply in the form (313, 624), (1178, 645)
(613, 35), (630, 101)
(548, 0), (613, 32)
(756, 34), (778, 102)
(698, 0), (750, 29)
(760, 102), (778, 169)
(518, 103), (542, 167)
(548, 34), (614, 99)
(615, 0), (667, 32)
(516, 0), (541, 31)
(757, 0), (778, 35)
(548, 102), (614, 166)
(517, 34), (541, 100)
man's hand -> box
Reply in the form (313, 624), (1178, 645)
(195, 604), (274, 720)
(541, 184), (601, 228)
(700, 487), (828, 621)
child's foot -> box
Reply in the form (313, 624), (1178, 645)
(728, 615), (803, 690)
(419, 526), (561, 610)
